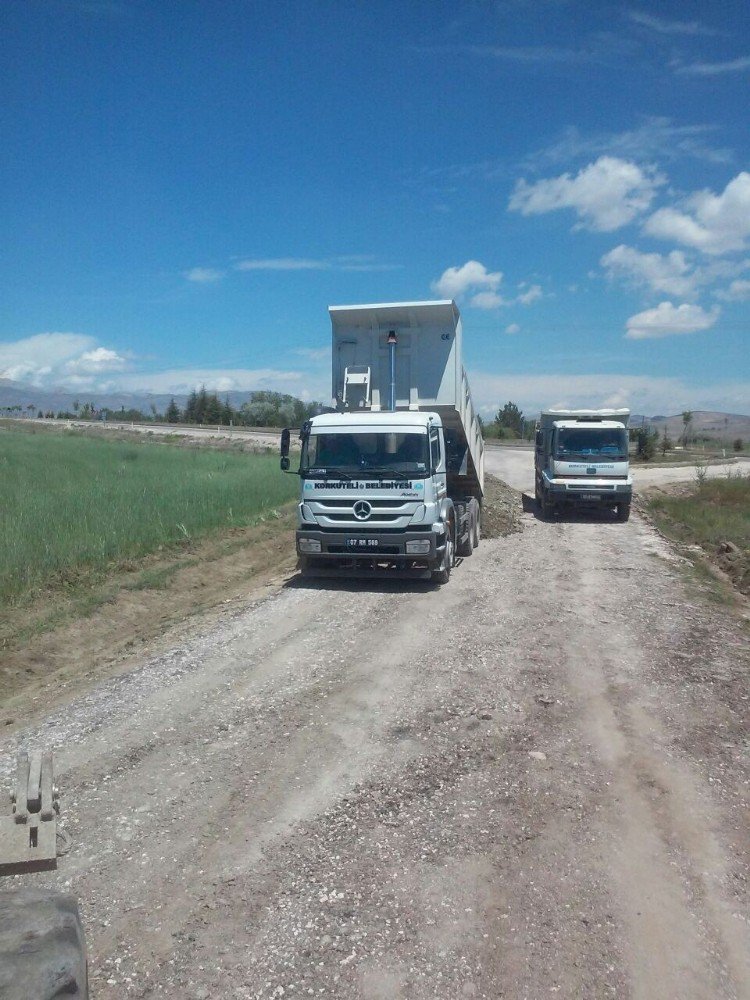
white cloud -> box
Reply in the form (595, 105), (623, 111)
(65, 347), (128, 374)
(509, 156), (664, 232)
(431, 262), (543, 310)
(468, 371), (750, 416)
(115, 368), (312, 395)
(517, 284), (542, 305)
(715, 278), (750, 302)
(461, 44), (590, 65)
(0, 332), (97, 385)
(0, 333), (131, 390)
(675, 56), (750, 76)
(505, 323), (521, 335)
(235, 258), (331, 272)
(644, 172), (750, 255)
(432, 260), (503, 300)
(624, 302), (720, 340)
(294, 347), (331, 363)
(628, 11), (722, 37)
(525, 118), (733, 169)
(233, 256), (400, 274)
(185, 267), (223, 283)
(470, 291), (506, 309)
(0, 330), (330, 399)
(601, 244), (695, 297)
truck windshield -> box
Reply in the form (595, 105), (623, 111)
(555, 427), (628, 461)
(301, 431), (429, 476)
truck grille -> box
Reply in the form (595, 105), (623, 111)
(308, 499), (420, 528)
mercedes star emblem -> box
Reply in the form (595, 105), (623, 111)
(353, 500), (372, 520)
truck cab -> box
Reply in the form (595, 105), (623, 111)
(535, 410), (633, 521)
(293, 410), (456, 579)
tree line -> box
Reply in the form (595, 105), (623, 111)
(4, 390), (325, 427)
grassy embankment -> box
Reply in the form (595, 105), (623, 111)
(647, 472), (749, 597)
(1, 427), (297, 608)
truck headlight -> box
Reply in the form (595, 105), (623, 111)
(298, 538), (322, 553)
(406, 539), (431, 554)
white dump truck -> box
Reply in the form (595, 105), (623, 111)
(280, 300), (484, 581)
(534, 408), (633, 520)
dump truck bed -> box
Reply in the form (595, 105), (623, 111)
(329, 300), (483, 496)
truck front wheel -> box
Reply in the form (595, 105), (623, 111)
(455, 501), (473, 557)
(432, 522), (455, 584)
(540, 488), (555, 520)
(616, 503), (631, 522)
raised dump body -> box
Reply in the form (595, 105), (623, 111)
(280, 300), (484, 582)
(329, 300), (484, 498)
(535, 408), (633, 520)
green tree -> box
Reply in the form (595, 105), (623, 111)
(681, 410), (693, 446)
(203, 392), (223, 425)
(661, 427), (673, 456)
(495, 401), (524, 436)
(184, 389), (198, 423)
(165, 398), (181, 423)
(195, 386), (208, 424)
(221, 397), (234, 425)
(636, 426), (658, 461)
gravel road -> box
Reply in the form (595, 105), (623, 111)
(2, 450), (748, 999)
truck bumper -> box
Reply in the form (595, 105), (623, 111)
(295, 527), (445, 578)
(545, 480), (632, 508)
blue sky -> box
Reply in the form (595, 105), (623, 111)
(2, 0), (749, 415)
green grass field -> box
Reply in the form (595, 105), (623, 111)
(0, 428), (297, 604)
(647, 472), (749, 597)
(647, 474), (749, 550)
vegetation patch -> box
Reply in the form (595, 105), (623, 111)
(0, 427), (297, 606)
(646, 472), (749, 596)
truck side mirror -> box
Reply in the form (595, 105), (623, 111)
(280, 428), (291, 471)
(535, 430), (543, 449)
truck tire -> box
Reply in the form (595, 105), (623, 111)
(471, 499), (480, 549)
(0, 888), (89, 999)
(432, 520), (455, 584)
(540, 488), (555, 520)
(455, 501), (473, 557)
(616, 503), (631, 522)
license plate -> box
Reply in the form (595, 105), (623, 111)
(347, 537), (379, 548)
(580, 493), (599, 500)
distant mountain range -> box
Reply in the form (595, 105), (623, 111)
(0, 378), (267, 416)
(631, 411), (750, 440)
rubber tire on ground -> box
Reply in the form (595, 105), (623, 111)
(455, 501), (473, 557)
(432, 521), (455, 584)
(0, 888), (89, 999)
(298, 556), (312, 576)
(471, 499), (480, 549)
(540, 489), (555, 520)
(616, 503), (631, 522)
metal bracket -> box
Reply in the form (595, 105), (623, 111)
(0, 753), (58, 876)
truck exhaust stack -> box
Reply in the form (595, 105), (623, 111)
(387, 330), (397, 412)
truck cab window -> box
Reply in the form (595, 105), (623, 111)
(430, 430), (442, 472)
(302, 432), (429, 475)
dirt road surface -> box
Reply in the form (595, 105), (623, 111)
(2, 449), (748, 999)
